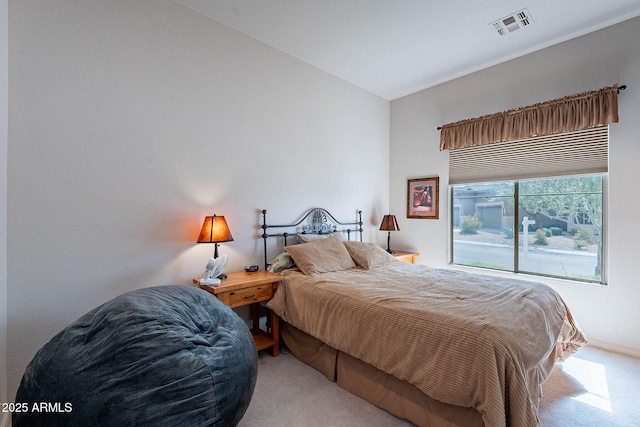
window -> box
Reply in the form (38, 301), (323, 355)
(451, 175), (605, 283)
(440, 86), (618, 285)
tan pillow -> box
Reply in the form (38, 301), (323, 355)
(343, 241), (397, 269)
(285, 234), (356, 276)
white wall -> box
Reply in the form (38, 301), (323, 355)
(391, 16), (640, 357)
(7, 0), (389, 399)
(1, 0), (8, 408)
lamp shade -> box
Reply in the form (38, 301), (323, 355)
(379, 215), (400, 232)
(197, 215), (234, 244)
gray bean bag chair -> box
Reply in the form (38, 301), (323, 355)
(13, 285), (258, 427)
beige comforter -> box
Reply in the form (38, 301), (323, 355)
(268, 262), (587, 427)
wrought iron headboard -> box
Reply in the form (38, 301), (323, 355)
(261, 208), (363, 270)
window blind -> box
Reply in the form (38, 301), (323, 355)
(448, 126), (608, 184)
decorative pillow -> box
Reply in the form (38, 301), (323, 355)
(297, 233), (341, 243)
(285, 234), (356, 276)
(343, 241), (398, 269)
(267, 252), (296, 273)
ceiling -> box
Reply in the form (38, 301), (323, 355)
(175, 0), (640, 100)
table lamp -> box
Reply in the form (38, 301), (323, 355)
(197, 214), (234, 258)
(379, 214), (400, 254)
(198, 215), (233, 285)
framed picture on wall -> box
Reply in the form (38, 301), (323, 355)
(407, 177), (439, 219)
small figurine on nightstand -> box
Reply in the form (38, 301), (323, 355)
(199, 255), (228, 286)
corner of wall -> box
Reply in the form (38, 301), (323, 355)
(1, 0), (9, 406)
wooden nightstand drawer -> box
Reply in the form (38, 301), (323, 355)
(227, 284), (272, 307)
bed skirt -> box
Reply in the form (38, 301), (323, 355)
(280, 322), (484, 427)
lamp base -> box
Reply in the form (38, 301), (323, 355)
(386, 231), (395, 254)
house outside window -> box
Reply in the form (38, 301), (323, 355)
(451, 175), (605, 284)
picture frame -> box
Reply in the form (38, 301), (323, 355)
(407, 177), (439, 219)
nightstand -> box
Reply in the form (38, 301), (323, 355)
(393, 251), (419, 264)
(195, 270), (281, 357)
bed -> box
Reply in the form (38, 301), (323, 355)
(260, 208), (587, 427)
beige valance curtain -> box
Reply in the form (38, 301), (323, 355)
(439, 84), (619, 151)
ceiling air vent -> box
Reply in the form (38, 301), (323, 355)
(491, 8), (533, 36)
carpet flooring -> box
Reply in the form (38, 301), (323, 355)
(238, 345), (640, 426)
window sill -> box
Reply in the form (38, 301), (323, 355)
(446, 263), (607, 288)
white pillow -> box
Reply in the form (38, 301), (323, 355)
(297, 233), (339, 243)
